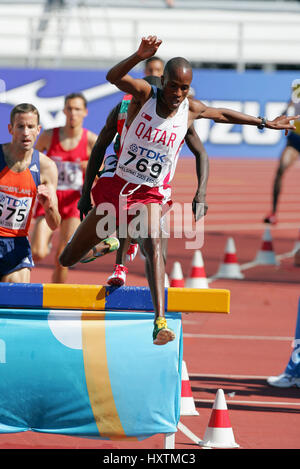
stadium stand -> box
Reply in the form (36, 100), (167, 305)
(0, 0), (299, 69)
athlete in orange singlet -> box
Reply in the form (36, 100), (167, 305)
(0, 103), (60, 283)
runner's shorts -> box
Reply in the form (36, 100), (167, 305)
(0, 236), (34, 276)
(91, 174), (171, 227)
(33, 190), (81, 220)
(287, 132), (300, 152)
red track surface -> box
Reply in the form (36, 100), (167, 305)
(1, 157), (300, 450)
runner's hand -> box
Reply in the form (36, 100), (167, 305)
(36, 184), (53, 212)
(267, 114), (300, 136)
(192, 192), (208, 222)
(137, 35), (162, 60)
(77, 193), (93, 221)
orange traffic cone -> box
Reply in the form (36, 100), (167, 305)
(170, 261), (185, 287)
(215, 237), (244, 279)
(180, 360), (199, 416)
(186, 250), (209, 288)
(254, 227), (278, 265)
(199, 389), (239, 448)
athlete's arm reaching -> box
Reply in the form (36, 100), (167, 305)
(78, 104), (120, 220)
(189, 99), (300, 136)
(106, 36), (161, 106)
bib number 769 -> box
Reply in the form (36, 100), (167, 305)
(124, 151), (162, 179)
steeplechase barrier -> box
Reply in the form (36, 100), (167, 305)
(0, 283), (230, 445)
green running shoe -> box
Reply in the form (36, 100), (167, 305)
(80, 237), (120, 264)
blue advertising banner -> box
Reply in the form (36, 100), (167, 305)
(191, 69), (298, 158)
(0, 67), (298, 158)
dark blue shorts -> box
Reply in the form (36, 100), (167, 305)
(287, 132), (300, 152)
(0, 236), (34, 277)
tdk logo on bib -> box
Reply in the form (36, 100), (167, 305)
(1, 194), (29, 207)
(129, 144), (166, 163)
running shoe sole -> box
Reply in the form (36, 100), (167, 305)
(107, 277), (125, 286)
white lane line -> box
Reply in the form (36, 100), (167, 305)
(205, 195), (300, 202)
(189, 373), (269, 379)
(276, 251), (295, 260)
(207, 249), (296, 281)
(199, 203), (300, 211)
(195, 398), (300, 407)
(204, 222), (300, 231)
(189, 373), (300, 406)
(239, 260), (260, 271)
(183, 333), (293, 341)
(201, 212), (300, 221)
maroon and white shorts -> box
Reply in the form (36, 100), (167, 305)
(91, 174), (172, 227)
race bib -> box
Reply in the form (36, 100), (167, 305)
(0, 191), (32, 231)
(116, 144), (166, 187)
(55, 160), (83, 191)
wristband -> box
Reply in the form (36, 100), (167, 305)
(257, 116), (267, 129)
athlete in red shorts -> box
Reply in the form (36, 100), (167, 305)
(60, 35), (298, 345)
(30, 93), (97, 283)
(79, 69), (209, 286)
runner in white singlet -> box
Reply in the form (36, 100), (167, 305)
(77, 77), (209, 286)
(60, 35), (299, 346)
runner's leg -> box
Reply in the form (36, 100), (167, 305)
(1, 267), (31, 283)
(52, 216), (80, 283)
(59, 206), (117, 267)
(30, 216), (53, 261)
(137, 203), (175, 345)
(272, 146), (299, 213)
(137, 203), (164, 316)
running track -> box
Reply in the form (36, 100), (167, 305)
(1, 157), (300, 450)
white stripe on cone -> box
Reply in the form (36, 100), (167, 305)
(170, 261), (185, 287)
(215, 237), (244, 279)
(199, 389), (239, 448)
(254, 227), (279, 265)
(164, 272), (170, 287)
(186, 250), (209, 289)
(180, 360), (199, 416)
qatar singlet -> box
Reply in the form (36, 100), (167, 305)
(116, 86), (189, 187)
(0, 145), (40, 237)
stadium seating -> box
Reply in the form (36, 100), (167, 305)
(0, 1), (299, 69)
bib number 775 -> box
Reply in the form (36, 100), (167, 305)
(0, 192), (31, 230)
(0, 203), (27, 222)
